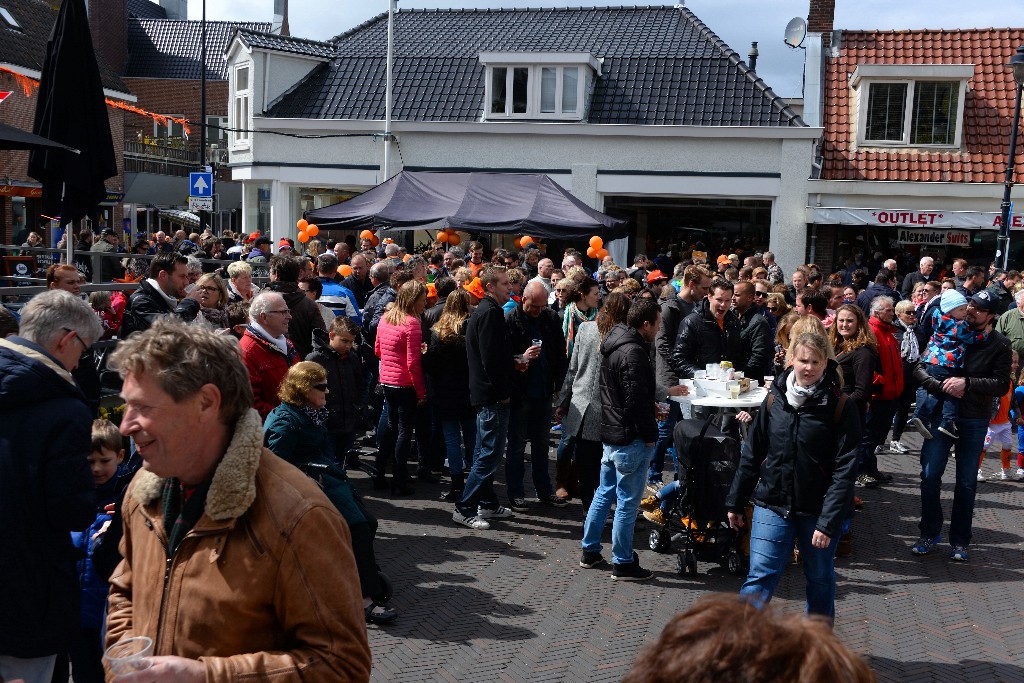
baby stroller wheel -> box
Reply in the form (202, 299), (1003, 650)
(726, 549), (748, 577)
(684, 549), (698, 576)
(372, 570), (394, 605)
(649, 528), (671, 553)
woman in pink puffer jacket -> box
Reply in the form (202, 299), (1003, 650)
(374, 279), (428, 495)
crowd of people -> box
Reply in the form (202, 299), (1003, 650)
(3, 224), (1021, 681)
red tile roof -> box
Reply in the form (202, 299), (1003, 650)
(821, 29), (1024, 183)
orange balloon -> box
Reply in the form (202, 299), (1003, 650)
(297, 219), (308, 231)
(587, 246), (598, 259)
(307, 225), (319, 237)
(597, 248), (608, 260)
(297, 231), (309, 243)
(437, 231), (450, 243)
(337, 264), (353, 277)
(370, 235), (380, 246)
(445, 229), (457, 235)
(360, 229), (374, 240)
(447, 234), (461, 247)
(520, 235), (534, 247)
(589, 236), (603, 249)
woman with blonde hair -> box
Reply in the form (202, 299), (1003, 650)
(264, 362), (398, 625)
(727, 332), (861, 620)
(424, 289), (476, 501)
(226, 260), (260, 303)
(189, 272), (230, 329)
(374, 279), (428, 495)
(765, 292), (790, 320)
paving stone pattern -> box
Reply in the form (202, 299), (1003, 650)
(358, 431), (1024, 682)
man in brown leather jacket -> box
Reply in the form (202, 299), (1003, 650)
(105, 318), (371, 682)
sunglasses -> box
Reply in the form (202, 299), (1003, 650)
(766, 306), (778, 311)
(754, 291), (766, 298)
(312, 383), (328, 391)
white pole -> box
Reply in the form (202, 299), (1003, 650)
(383, 0), (395, 179)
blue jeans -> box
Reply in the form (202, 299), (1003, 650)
(456, 402), (511, 516)
(918, 416), (988, 547)
(441, 416), (477, 481)
(649, 402), (680, 483)
(741, 505), (839, 618)
(581, 439), (655, 565)
(914, 365), (959, 427)
(506, 398), (555, 500)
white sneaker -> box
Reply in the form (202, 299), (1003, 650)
(1015, 468), (1024, 481)
(477, 505), (513, 519)
(874, 445), (883, 456)
(1000, 468), (1012, 481)
(890, 440), (910, 454)
(977, 469), (986, 482)
(453, 510), (490, 530)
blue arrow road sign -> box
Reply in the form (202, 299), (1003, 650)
(190, 172), (213, 197)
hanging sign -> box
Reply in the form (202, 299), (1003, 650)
(897, 228), (971, 247)
(809, 207), (1024, 231)
(0, 92), (11, 105)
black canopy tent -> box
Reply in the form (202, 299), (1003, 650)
(303, 171), (630, 240)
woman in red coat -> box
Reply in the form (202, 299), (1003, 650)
(374, 280), (427, 495)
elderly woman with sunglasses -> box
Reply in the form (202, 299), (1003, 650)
(264, 362), (399, 625)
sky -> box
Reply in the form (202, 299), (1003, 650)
(186, 0), (1021, 98)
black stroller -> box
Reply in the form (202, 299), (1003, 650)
(647, 415), (749, 577)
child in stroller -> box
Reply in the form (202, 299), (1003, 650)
(642, 414), (750, 576)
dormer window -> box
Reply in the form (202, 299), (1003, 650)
(852, 64), (973, 149)
(480, 52), (600, 121)
(0, 6), (22, 31)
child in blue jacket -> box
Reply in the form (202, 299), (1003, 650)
(68, 419), (125, 683)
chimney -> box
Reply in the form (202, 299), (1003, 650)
(88, 0), (127, 75)
(748, 41), (759, 71)
(807, 0), (835, 34)
(272, 0), (290, 36)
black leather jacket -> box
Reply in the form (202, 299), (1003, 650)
(671, 298), (742, 379)
(599, 324), (658, 446)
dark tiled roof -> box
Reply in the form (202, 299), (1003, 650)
(0, 0), (130, 93)
(126, 18), (271, 80)
(268, 6), (801, 126)
(232, 29), (335, 60)
(127, 0), (166, 20)
(821, 28), (1024, 183)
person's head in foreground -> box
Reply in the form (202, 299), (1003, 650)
(622, 594), (876, 683)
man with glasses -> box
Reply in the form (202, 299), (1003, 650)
(911, 291), (1011, 562)
(241, 292), (299, 420)
(0, 291), (102, 683)
(753, 280), (777, 339)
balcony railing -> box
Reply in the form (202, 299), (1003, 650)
(124, 140), (200, 177)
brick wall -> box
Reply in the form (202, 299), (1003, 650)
(122, 77), (229, 150)
(807, 0), (835, 34)
(90, 0), (127, 75)
(0, 71), (126, 244)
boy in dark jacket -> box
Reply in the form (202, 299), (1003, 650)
(580, 298), (661, 581)
(307, 318), (366, 469)
(68, 420), (125, 683)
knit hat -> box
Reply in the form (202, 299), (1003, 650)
(463, 277), (485, 300)
(939, 289), (968, 314)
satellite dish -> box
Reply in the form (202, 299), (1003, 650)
(784, 17), (807, 49)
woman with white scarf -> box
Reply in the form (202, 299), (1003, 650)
(889, 299), (922, 454)
(725, 332), (861, 621)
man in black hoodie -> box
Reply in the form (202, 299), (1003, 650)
(453, 265), (516, 530)
(580, 298), (661, 581)
(266, 255), (326, 360)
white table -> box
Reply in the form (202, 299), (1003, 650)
(670, 387), (769, 409)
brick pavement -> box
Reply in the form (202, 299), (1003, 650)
(357, 430), (1024, 682)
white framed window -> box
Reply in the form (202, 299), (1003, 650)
(479, 53), (598, 121)
(153, 116), (185, 141)
(231, 64), (251, 148)
(852, 64), (972, 149)
(206, 115), (228, 145)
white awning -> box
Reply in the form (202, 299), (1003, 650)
(806, 206), (1022, 231)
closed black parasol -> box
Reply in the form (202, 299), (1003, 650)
(27, 0), (116, 222)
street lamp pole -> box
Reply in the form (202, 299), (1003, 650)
(199, 0), (208, 232)
(997, 45), (1024, 270)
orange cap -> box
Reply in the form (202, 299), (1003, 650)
(463, 277), (485, 300)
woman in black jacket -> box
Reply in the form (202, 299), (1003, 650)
(726, 332), (861, 619)
(828, 304), (877, 422)
(424, 289), (476, 500)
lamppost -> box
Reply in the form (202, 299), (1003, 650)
(997, 45), (1024, 270)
